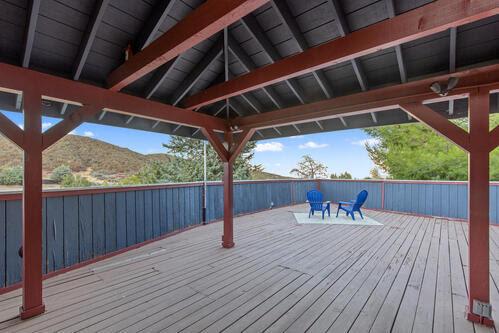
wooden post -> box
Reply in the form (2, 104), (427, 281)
(20, 90), (45, 319)
(222, 161), (234, 248)
(467, 88), (494, 326)
(201, 127), (255, 249)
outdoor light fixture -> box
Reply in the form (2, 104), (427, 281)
(230, 125), (239, 132)
(430, 77), (459, 96)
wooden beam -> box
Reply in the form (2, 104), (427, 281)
(0, 63), (227, 131)
(184, 0), (499, 109)
(22, 0), (41, 68)
(107, 0), (269, 91)
(232, 63), (499, 129)
(134, 0), (176, 52)
(73, 0), (110, 80)
(400, 103), (470, 151)
(42, 105), (102, 150)
(0, 111), (25, 149)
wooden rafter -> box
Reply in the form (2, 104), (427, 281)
(385, 0), (407, 83)
(271, 0), (333, 99)
(73, 0), (110, 80)
(170, 37), (223, 106)
(107, 0), (269, 91)
(240, 14), (307, 104)
(134, 0), (177, 52)
(184, 0), (499, 109)
(22, 0), (41, 68)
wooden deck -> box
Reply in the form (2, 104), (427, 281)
(0, 204), (498, 333)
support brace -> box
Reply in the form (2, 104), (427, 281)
(42, 105), (102, 150)
(399, 103), (470, 151)
(201, 128), (255, 248)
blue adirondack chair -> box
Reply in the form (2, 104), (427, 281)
(306, 190), (331, 219)
(336, 190), (368, 221)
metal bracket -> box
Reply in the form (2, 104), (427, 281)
(473, 300), (493, 319)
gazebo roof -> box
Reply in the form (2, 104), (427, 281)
(0, 0), (497, 140)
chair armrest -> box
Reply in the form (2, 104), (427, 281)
(339, 201), (352, 205)
(306, 200), (309, 203)
(325, 201), (331, 204)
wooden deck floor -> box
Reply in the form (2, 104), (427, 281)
(0, 205), (498, 332)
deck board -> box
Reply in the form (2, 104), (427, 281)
(0, 205), (497, 333)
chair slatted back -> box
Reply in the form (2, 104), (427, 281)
(307, 190), (324, 210)
(353, 190), (368, 210)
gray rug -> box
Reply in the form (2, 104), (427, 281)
(293, 212), (383, 226)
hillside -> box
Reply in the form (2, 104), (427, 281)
(0, 135), (286, 180)
(0, 135), (170, 176)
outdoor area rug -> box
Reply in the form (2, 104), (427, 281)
(293, 212), (383, 226)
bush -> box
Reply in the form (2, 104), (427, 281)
(50, 165), (72, 183)
(60, 174), (94, 188)
(0, 166), (23, 185)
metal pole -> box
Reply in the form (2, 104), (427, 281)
(202, 140), (207, 224)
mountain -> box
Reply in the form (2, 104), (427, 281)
(0, 135), (170, 177)
(0, 135), (286, 180)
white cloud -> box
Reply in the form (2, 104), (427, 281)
(69, 130), (77, 135)
(255, 142), (284, 152)
(351, 138), (380, 146)
(299, 141), (328, 149)
(42, 122), (53, 130)
(289, 135), (304, 139)
(83, 131), (95, 138)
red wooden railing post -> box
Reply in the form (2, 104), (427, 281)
(20, 90), (45, 319)
(467, 88), (493, 326)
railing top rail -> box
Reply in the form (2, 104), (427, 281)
(0, 178), (318, 200)
(1, 178), (497, 201)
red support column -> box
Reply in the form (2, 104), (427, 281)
(20, 90), (45, 319)
(222, 161), (234, 248)
(467, 88), (493, 327)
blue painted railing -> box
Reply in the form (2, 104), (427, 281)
(0, 178), (498, 289)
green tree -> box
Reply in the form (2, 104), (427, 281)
(50, 165), (72, 183)
(123, 136), (261, 184)
(291, 155), (328, 179)
(0, 166), (23, 185)
(330, 171), (352, 179)
(364, 115), (499, 180)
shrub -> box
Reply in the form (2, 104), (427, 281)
(0, 166), (23, 185)
(50, 165), (72, 183)
(60, 174), (94, 188)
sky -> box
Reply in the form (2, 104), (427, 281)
(1, 110), (377, 179)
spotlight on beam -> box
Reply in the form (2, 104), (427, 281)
(429, 77), (459, 97)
